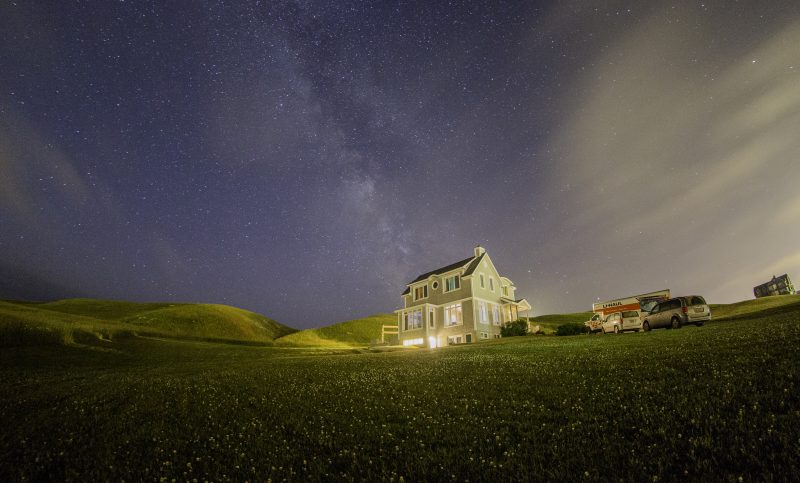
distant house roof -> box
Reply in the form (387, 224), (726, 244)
(402, 253), (486, 295)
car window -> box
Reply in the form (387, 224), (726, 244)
(641, 300), (662, 313)
(622, 310), (638, 318)
(690, 296), (706, 305)
(651, 303), (660, 313)
(670, 299), (681, 310)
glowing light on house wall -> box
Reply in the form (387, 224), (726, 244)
(403, 338), (423, 346)
(428, 336), (438, 349)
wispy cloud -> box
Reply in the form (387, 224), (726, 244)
(535, 9), (800, 307)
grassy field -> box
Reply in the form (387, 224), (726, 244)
(1, 297), (798, 480)
(0, 298), (295, 346)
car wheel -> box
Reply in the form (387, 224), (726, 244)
(614, 325), (620, 334)
(643, 321), (650, 332)
(671, 317), (682, 329)
(696, 321), (704, 327)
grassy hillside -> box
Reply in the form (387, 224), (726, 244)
(1, 300), (798, 481)
(527, 295), (800, 334)
(276, 313), (396, 347)
(526, 311), (593, 334)
(710, 293), (800, 320)
(0, 298), (294, 346)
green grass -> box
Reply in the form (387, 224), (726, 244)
(0, 300), (798, 480)
(275, 313), (397, 347)
(527, 311), (593, 334)
(710, 293), (800, 320)
(0, 298), (295, 346)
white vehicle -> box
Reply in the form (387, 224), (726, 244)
(601, 310), (643, 334)
(586, 289), (670, 334)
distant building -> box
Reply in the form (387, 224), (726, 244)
(753, 274), (795, 298)
(395, 246), (531, 348)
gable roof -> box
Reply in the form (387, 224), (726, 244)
(402, 253), (486, 295)
(461, 253), (485, 277)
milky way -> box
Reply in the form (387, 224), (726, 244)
(2, 1), (799, 328)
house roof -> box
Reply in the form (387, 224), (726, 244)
(461, 253), (485, 277)
(402, 253), (485, 295)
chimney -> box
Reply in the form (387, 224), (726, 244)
(474, 245), (485, 257)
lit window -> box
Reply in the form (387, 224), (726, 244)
(403, 338), (423, 346)
(492, 305), (500, 325)
(445, 275), (460, 292)
(478, 301), (488, 323)
(404, 310), (422, 330)
(413, 285), (428, 301)
(445, 303), (462, 326)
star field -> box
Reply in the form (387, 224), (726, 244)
(2, 1), (800, 328)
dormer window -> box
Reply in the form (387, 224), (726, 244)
(502, 285), (509, 297)
(445, 275), (460, 292)
(413, 285), (428, 301)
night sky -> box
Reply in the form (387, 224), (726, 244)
(2, 1), (799, 329)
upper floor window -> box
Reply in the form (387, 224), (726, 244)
(502, 285), (509, 297)
(489, 277), (494, 292)
(413, 285), (428, 301)
(480, 273), (485, 289)
(445, 303), (462, 326)
(445, 275), (460, 292)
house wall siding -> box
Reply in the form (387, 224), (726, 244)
(407, 270), (473, 309)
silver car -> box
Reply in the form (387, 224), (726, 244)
(642, 296), (711, 331)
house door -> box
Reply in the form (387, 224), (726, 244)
(465, 334), (472, 343)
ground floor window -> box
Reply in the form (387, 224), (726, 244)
(478, 301), (488, 323)
(404, 309), (422, 330)
(445, 303), (462, 327)
(447, 335), (463, 345)
(429, 310), (435, 328)
(492, 305), (501, 325)
(494, 334), (501, 339)
(465, 334), (472, 343)
(480, 332), (488, 339)
(402, 338), (424, 346)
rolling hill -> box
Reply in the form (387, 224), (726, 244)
(275, 313), (397, 348)
(526, 311), (594, 334)
(4, 294), (799, 348)
(709, 293), (800, 320)
(0, 298), (295, 346)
